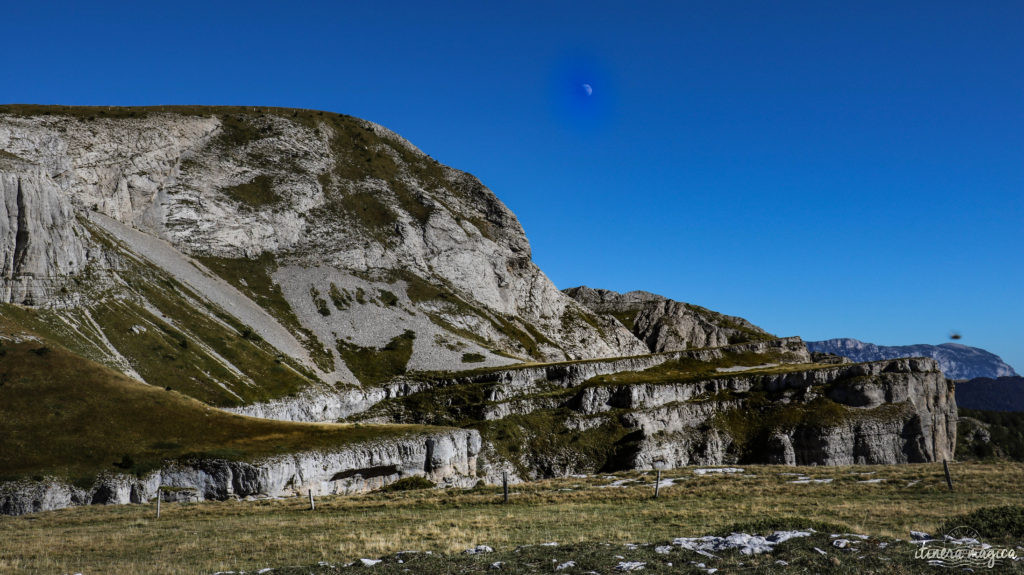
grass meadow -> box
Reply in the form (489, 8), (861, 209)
(1, 461), (1021, 574)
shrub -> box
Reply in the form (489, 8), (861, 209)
(380, 475), (435, 492)
(940, 505), (1024, 540)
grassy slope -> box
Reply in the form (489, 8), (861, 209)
(0, 340), (435, 484)
(1, 217), (334, 407)
(0, 462), (1020, 574)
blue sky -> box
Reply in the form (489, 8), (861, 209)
(3, 1), (1022, 369)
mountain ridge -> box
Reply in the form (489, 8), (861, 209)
(806, 338), (1017, 380)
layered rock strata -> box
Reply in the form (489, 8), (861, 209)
(0, 429), (480, 516)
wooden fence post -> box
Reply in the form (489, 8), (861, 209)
(502, 471), (509, 504)
(655, 469), (661, 499)
(156, 489), (161, 519)
(943, 459), (954, 491)
(309, 489), (315, 510)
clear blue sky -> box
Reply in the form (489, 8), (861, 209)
(3, 1), (1022, 369)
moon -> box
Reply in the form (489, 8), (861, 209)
(581, 83), (593, 96)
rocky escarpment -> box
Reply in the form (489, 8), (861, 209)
(0, 106), (647, 389)
(625, 358), (957, 469)
(355, 339), (955, 477)
(807, 338), (1018, 380)
(0, 428), (480, 516)
(565, 286), (771, 353)
(0, 167), (91, 306)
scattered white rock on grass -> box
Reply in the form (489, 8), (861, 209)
(359, 558), (382, 566)
(789, 478), (833, 484)
(813, 547), (827, 555)
(831, 533), (870, 540)
(655, 545), (673, 554)
(911, 531), (932, 541)
(673, 531), (812, 555)
(556, 561), (576, 570)
(541, 542), (559, 547)
(614, 561), (646, 571)
(489, 562), (504, 570)
(858, 478), (886, 484)
(832, 539), (853, 548)
(464, 545), (494, 554)
(693, 468), (744, 475)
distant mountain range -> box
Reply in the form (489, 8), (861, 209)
(806, 338), (1018, 380)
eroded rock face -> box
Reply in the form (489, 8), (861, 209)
(0, 429), (481, 516)
(0, 108), (647, 387)
(0, 169), (90, 305)
(619, 358), (957, 469)
(364, 346), (956, 476)
(564, 286), (770, 353)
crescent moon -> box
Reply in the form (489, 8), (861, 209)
(582, 84), (593, 96)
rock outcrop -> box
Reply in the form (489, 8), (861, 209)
(358, 339), (956, 476)
(0, 168), (90, 305)
(0, 428), (480, 516)
(807, 338), (1018, 380)
(565, 286), (771, 352)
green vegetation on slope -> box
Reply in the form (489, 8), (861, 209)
(0, 249), (318, 408)
(196, 253), (334, 374)
(335, 331), (416, 386)
(0, 341), (435, 484)
(587, 348), (806, 386)
(222, 174), (280, 207)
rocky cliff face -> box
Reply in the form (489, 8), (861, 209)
(0, 428), (480, 516)
(0, 106), (647, 414)
(807, 338), (1018, 380)
(355, 338), (956, 477)
(565, 286), (771, 352)
(0, 166), (91, 306)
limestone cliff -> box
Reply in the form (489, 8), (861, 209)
(0, 428), (480, 516)
(354, 338), (957, 477)
(565, 286), (771, 352)
(0, 106), (647, 415)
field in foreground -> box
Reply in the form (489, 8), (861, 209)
(1, 462), (1022, 574)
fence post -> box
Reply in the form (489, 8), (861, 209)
(502, 471), (509, 504)
(655, 469), (661, 499)
(156, 489), (161, 519)
(309, 489), (315, 510)
(943, 459), (954, 491)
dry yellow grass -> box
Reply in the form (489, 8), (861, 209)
(1, 461), (1020, 575)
